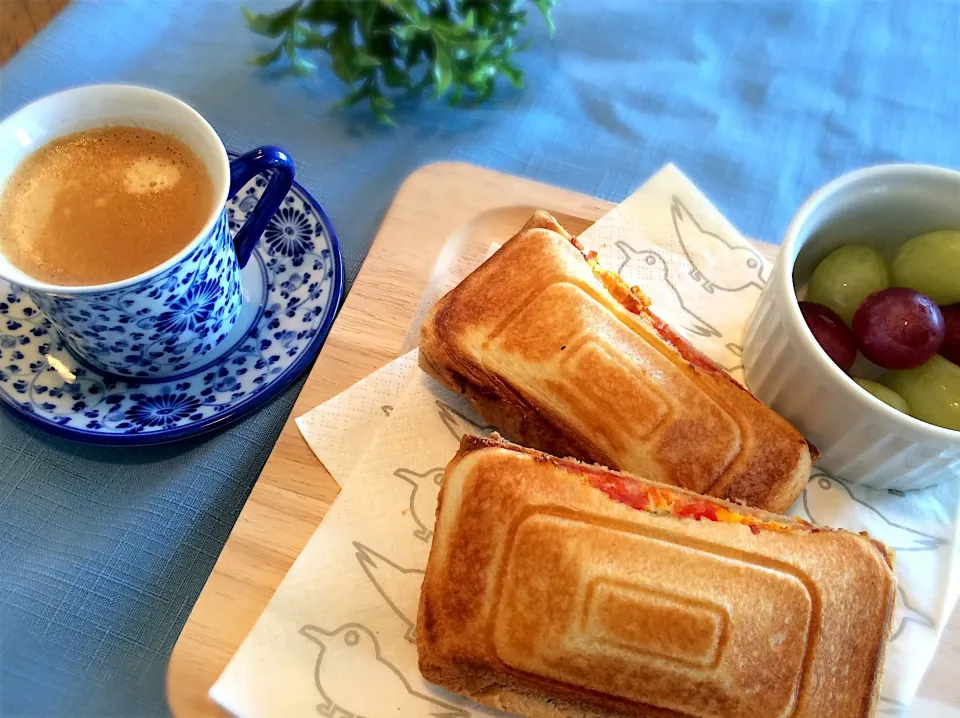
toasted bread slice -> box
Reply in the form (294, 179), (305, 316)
(418, 435), (895, 718)
(419, 211), (815, 513)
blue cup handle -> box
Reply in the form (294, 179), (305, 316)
(228, 146), (295, 268)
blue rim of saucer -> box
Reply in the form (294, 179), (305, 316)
(0, 153), (345, 446)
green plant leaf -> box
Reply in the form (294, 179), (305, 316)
(448, 84), (463, 106)
(290, 54), (317, 76)
(368, 88), (398, 126)
(328, 26), (359, 82)
(430, 23), (451, 44)
(358, 0), (378, 36)
(433, 50), (453, 98)
(382, 61), (411, 88)
(453, 35), (495, 56)
(334, 85), (370, 109)
(329, 48), (352, 81)
(249, 43), (284, 67)
(467, 65), (495, 87)
(297, 27), (329, 49)
(392, 24), (420, 42)
(284, 32), (316, 76)
(376, 110), (399, 128)
(501, 61), (524, 88)
(243, 2), (303, 38)
(532, 0), (556, 37)
(301, 0), (336, 23)
(476, 80), (495, 103)
(370, 93), (395, 111)
(355, 49), (381, 69)
(381, 0), (421, 23)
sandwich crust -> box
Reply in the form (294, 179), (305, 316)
(419, 211), (815, 513)
(418, 436), (896, 718)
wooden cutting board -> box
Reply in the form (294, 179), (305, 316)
(0, 0), (70, 65)
(165, 162), (959, 717)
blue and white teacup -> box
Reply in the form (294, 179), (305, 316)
(0, 84), (294, 378)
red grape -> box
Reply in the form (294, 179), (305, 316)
(852, 288), (945, 370)
(941, 303), (960, 366)
(799, 301), (857, 371)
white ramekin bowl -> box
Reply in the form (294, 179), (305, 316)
(744, 164), (960, 491)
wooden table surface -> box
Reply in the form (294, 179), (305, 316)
(0, 0), (68, 66)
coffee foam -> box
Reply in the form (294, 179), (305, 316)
(123, 157), (182, 194)
(0, 168), (57, 259)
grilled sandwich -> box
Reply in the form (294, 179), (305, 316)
(418, 435), (896, 718)
(419, 211), (815, 513)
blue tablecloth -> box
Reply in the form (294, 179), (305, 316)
(1, 1), (958, 715)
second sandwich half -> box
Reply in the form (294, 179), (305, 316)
(418, 436), (896, 718)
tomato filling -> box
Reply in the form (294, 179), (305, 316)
(584, 471), (810, 535)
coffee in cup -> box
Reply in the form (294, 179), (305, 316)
(0, 125), (213, 286)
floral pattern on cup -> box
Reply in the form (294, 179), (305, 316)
(27, 211), (244, 378)
(0, 171), (342, 443)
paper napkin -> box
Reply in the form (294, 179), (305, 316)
(211, 368), (496, 718)
(211, 165), (960, 718)
(295, 351), (418, 489)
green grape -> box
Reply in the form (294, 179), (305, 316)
(807, 244), (890, 326)
(885, 355), (960, 431)
(853, 378), (910, 413)
(891, 230), (960, 306)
